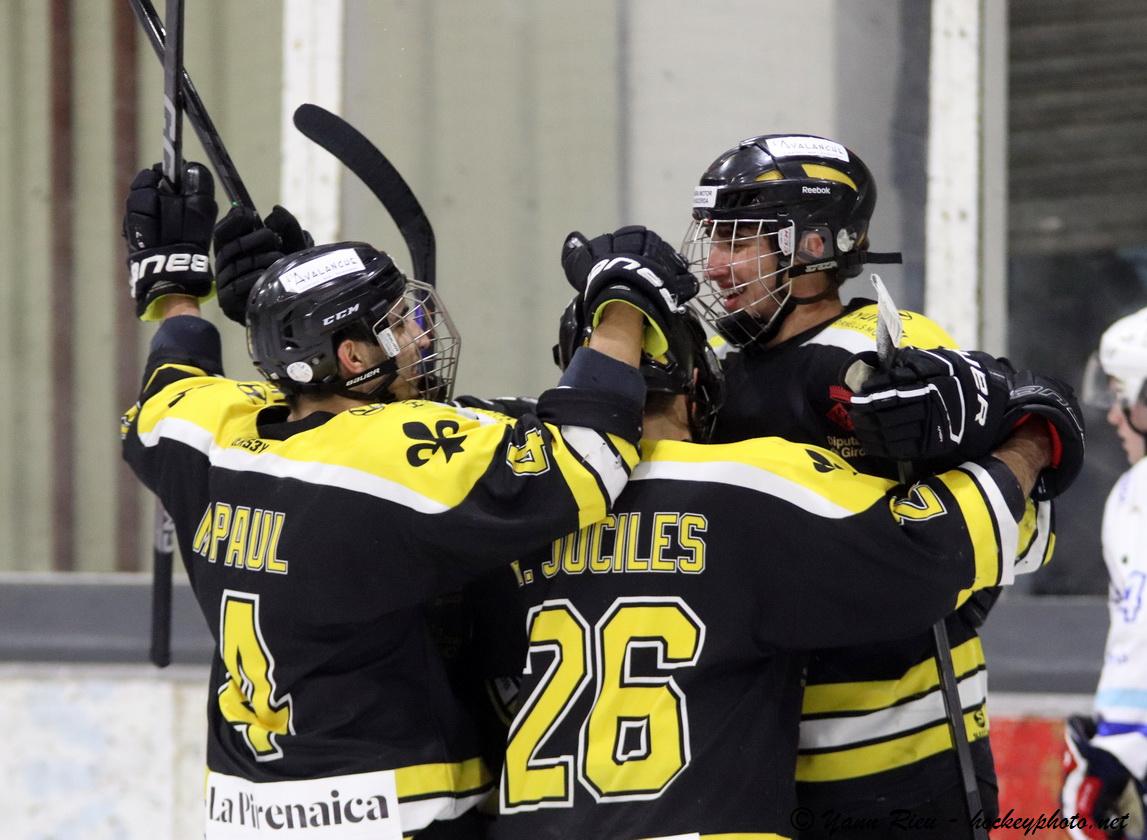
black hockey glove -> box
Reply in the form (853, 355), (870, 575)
(561, 225), (697, 356)
(123, 162), (218, 321)
(842, 347), (1013, 463)
(1002, 371), (1085, 500)
(213, 204), (314, 325)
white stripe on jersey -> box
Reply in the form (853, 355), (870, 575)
(1015, 498), (1053, 576)
(560, 425), (630, 504)
(398, 789), (490, 835)
(961, 460), (1021, 584)
(138, 416), (452, 514)
(799, 669), (989, 751)
(630, 459), (858, 520)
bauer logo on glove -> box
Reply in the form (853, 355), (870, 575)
(130, 251), (211, 286)
(562, 225), (698, 358)
(122, 161), (218, 321)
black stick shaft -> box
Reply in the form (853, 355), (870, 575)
(160, 0), (184, 186)
(875, 274), (986, 840)
(128, 0), (256, 210)
(149, 506), (175, 667)
(931, 618), (987, 837)
(145, 0), (188, 670)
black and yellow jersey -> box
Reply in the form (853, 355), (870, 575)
(712, 300), (1054, 815)
(120, 316), (642, 839)
(490, 434), (1028, 840)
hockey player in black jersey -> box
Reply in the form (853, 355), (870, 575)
(682, 134), (1078, 836)
(489, 250), (1082, 839)
(118, 162), (697, 839)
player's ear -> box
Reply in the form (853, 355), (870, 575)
(336, 338), (371, 375)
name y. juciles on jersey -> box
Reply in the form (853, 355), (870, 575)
(529, 511), (709, 582)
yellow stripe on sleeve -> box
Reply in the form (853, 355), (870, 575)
(937, 469), (1002, 591)
(802, 638), (985, 715)
(796, 705), (989, 783)
(394, 757), (492, 801)
(548, 433), (613, 527)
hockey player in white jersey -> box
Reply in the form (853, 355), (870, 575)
(1063, 307), (1147, 840)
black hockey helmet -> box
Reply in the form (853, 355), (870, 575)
(693, 133), (879, 276)
(246, 241), (460, 402)
(683, 134), (900, 346)
(552, 296), (724, 441)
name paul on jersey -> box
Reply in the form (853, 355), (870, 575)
(191, 502), (289, 574)
(538, 511), (708, 579)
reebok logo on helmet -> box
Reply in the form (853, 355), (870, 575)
(802, 186), (831, 195)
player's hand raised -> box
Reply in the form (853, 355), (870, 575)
(123, 162), (217, 321)
(561, 225), (697, 357)
(213, 204), (313, 325)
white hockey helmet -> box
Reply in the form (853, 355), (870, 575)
(1083, 307), (1147, 410)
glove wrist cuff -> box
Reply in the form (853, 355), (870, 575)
(128, 243), (214, 322)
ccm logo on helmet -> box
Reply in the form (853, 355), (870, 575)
(322, 303), (361, 326)
(131, 253), (209, 282)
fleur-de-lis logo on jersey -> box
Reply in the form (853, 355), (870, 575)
(404, 420), (467, 466)
(806, 449), (843, 474)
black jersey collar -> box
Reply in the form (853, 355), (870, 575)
(256, 406), (337, 440)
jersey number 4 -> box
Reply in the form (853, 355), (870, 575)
(501, 596), (705, 812)
(217, 590), (294, 761)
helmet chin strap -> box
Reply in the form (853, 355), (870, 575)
(329, 357), (401, 403)
(786, 247), (903, 304)
(714, 246), (904, 346)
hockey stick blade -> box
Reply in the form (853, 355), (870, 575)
(871, 273), (902, 367)
(293, 103), (436, 287)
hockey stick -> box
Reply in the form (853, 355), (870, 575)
(292, 103), (436, 287)
(160, 0), (184, 187)
(145, 0), (187, 670)
(872, 275), (988, 840)
(127, 0), (256, 211)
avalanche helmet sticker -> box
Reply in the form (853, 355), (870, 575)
(279, 248), (366, 294)
(765, 136), (849, 163)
